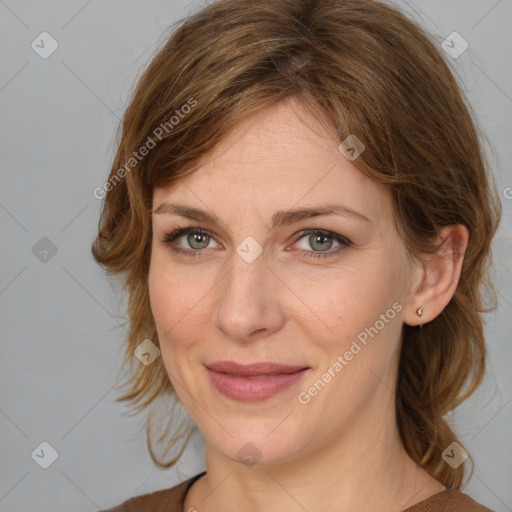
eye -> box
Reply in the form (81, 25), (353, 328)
(161, 227), (351, 259)
(162, 227), (217, 257)
(290, 229), (351, 259)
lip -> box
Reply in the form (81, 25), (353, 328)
(205, 361), (310, 402)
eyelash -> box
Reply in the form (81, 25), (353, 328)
(161, 226), (351, 260)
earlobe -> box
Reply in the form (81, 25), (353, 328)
(403, 224), (469, 327)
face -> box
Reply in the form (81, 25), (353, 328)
(148, 99), (416, 467)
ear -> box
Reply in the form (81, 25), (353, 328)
(403, 224), (469, 327)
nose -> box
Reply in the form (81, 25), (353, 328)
(213, 247), (286, 343)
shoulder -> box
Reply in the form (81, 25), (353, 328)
(403, 488), (495, 512)
(98, 472), (205, 512)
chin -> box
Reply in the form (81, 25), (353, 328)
(197, 411), (311, 468)
(213, 431), (303, 468)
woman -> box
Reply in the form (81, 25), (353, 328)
(94, 0), (501, 510)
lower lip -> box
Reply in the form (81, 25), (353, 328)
(207, 368), (310, 402)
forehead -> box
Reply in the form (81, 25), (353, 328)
(152, 100), (390, 225)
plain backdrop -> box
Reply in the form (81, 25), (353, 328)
(0, 1), (511, 511)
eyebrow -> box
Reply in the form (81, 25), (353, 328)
(153, 202), (372, 229)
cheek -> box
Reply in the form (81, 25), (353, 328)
(148, 265), (174, 330)
(297, 270), (404, 415)
(149, 243), (192, 323)
(148, 250), (212, 357)
(308, 260), (400, 340)
(148, 260), (197, 387)
(148, 253), (190, 345)
(301, 255), (406, 397)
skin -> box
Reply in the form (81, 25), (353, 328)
(148, 98), (468, 512)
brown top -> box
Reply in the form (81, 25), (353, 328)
(98, 472), (494, 512)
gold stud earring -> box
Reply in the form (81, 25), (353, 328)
(417, 306), (424, 317)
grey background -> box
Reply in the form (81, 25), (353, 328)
(0, 1), (511, 511)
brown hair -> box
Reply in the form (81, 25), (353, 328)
(92, 0), (501, 489)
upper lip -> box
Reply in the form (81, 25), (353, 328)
(205, 361), (309, 377)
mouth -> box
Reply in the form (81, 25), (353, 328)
(205, 361), (311, 402)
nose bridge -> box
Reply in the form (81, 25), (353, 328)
(213, 241), (284, 340)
